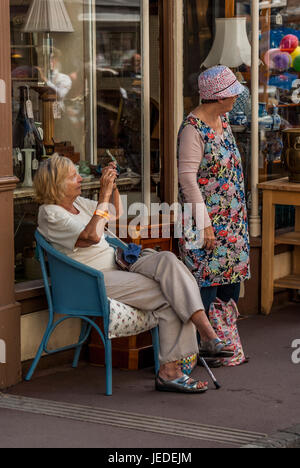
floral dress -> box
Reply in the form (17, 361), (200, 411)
(178, 115), (251, 288)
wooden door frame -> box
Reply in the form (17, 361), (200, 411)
(0, 0), (22, 388)
(160, 0), (183, 206)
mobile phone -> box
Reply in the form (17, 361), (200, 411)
(106, 150), (121, 176)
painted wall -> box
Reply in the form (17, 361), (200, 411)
(274, 251), (292, 280)
(21, 311), (81, 362)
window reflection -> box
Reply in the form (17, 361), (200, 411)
(11, 0), (161, 283)
(183, 0), (300, 229)
(96, 0), (143, 191)
(96, 0), (160, 197)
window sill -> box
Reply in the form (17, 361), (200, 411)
(15, 280), (47, 316)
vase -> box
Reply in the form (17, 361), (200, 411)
(230, 111), (247, 126)
(21, 149), (36, 187)
(282, 128), (300, 183)
(259, 102), (268, 117)
(272, 107), (281, 131)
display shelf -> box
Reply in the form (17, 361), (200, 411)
(11, 45), (35, 49)
(15, 280), (45, 301)
(275, 231), (300, 246)
(276, 103), (300, 108)
(14, 172), (144, 202)
(274, 274), (300, 290)
(259, 179), (300, 314)
(12, 78), (38, 81)
(259, 1), (287, 9)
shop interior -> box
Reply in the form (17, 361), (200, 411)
(11, 0), (161, 284)
(10, 0), (300, 285)
(184, 0), (299, 192)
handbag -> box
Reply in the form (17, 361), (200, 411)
(208, 298), (246, 367)
(115, 244), (142, 271)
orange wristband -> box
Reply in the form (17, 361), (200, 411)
(94, 210), (110, 220)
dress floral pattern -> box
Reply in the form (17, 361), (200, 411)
(178, 115), (250, 288)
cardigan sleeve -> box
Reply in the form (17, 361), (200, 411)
(178, 125), (212, 232)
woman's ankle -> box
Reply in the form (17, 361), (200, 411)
(191, 310), (216, 341)
(159, 361), (181, 380)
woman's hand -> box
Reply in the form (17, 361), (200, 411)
(203, 225), (216, 251)
(35, 66), (47, 83)
(99, 164), (118, 201)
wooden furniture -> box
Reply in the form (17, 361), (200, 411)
(259, 178), (300, 315)
(54, 141), (80, 164)
(118, 215), (173, 252)
(31, 85), (57, 153)
(89, 217), (174, 370)
(225, 0), (235, 18)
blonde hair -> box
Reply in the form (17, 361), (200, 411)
(34, 154), (75, 205)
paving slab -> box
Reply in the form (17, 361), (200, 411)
(1, 303), (300, 448)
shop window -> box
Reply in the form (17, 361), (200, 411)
(183, 0), (300, 229)
(183, 0), (252, 199)
(11, 0), (93, 283)
(96, 0), (161, 205)
(235, 0), (300, 229)
(11, 0), (161, 284)
(183, 1), (225, 109)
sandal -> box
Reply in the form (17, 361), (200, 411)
(199, 338), (234, 359)
(155, 374), (208, 394)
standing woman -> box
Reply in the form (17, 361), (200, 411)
(178, 66), (251, 314)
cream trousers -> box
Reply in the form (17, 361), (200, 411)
(103, 250), (204, 365)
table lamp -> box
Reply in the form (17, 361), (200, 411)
(23, 0), (74, 81)
(23, 0), (74, 153)
(202, 17), (252, 68)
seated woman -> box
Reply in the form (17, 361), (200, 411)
(34, 154), (233, 394)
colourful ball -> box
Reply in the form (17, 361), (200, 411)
(273, 52), (292, 71)
(280, 34), (299, 53)
(293, 55), (300, 72)
(264, 48), (281, 68)
(291, 46), (300, 64)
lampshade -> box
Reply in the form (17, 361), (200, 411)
(202, 18), (251, 68)
(23, 0), (74, 33)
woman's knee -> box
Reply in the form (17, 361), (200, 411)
(159, 251), (178, 263)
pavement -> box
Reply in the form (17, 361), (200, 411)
(0, 302), (300, 449)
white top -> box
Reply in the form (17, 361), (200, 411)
(38, 197), (118, 272)
(46, 70), (72, 100)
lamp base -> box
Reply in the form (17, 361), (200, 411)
(21, 149), (36, 187)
